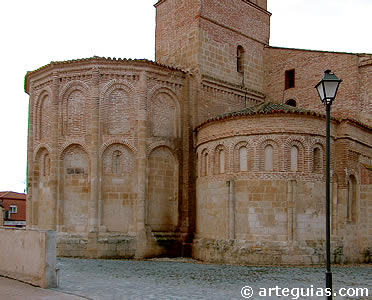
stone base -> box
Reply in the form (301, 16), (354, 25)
(57, 233), (368, 264)
(56, 231), (187, 259)
(191, 238), (364, 265)
(57, 232), (136, 258)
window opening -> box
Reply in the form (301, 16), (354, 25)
(285, 69), (295, 89)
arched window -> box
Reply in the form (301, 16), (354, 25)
(290, 146), (299, 172)
(43, 154), (50, 177)
(239, 146), (248, 172)
(286, 99), (297, 107)
(237, 46), (245, 73)
(202, 152), (209, 176)
(112, 150), (121, 174)
(264, 145), (273, 171)
(313, 147), (322, 173)
(214, 146), (225, 174)
(347, 175), (357, 223)
(219, 149), (225, 174)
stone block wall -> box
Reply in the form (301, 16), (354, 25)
(194, 112), (371, 264)
(199, 0), (269, 86)
(56, 232), (136, 258)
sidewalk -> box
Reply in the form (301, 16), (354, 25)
(0, 276), (88, 300)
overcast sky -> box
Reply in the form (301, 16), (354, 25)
(0, 0), (371, 193)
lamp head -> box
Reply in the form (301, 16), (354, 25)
(315, 70), (342, 105)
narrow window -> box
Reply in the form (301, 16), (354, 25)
(290, 146), (298, 172)
(44, 154), (50, 176)
(239, 146), (248, 172)
(347, 175), (357, 223)
(112, 150), (121, 174)
(203, 152), (209, 176)
(237, 46), (245, 73)
(285, 99), (297, 107)
(285, 69), (295, 89)
(313, 148), (321, 173)
(264, 145), (273, 171)
(219, 150), (225, 174)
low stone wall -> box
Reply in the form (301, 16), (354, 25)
(0, 227), (57, 288)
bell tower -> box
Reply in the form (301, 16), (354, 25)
(155, 0), (270, 91)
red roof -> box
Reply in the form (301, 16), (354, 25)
(0, 191), (26, 200)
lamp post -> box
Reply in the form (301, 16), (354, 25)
(315, 70), (342, 300)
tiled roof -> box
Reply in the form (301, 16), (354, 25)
(195, 101), (372, 131)
(230, 101), (312, 115)
(196, 101), (324, 129)
(0, 191), (26, 200)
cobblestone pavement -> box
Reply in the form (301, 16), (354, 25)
(53, 258), (371, 300)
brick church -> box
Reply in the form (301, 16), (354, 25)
(25, 0), (372, 264)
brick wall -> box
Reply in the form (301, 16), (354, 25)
(156, 0), (270, 90)
(264, 47), (365, 123)
(155, 0), (201, 69)
(359, 57), (372, 126)
(2, 198), (26, 222)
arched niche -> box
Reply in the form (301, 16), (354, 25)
(61, 144), (90, 232)
(147, 146), (179, 232)
(101, 143), (136, 232)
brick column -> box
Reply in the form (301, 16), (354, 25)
(26, 85), (35, 228)
(186, 73), (198, 239)
(227, 180), (236, 239)
(180, 74), (192, 236)
(135, 71), (148, 258)
(88, 66), (100, 234)
(49, 71), (60, 230)
(86, 66), (100, 257)
(287, 180), (297, 242)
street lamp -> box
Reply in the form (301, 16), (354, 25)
(315, 70), (342, 300)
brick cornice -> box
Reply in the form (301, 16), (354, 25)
(25, 57), (188, 95)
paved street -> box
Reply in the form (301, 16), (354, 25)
(52, 258), (372, 300)
(0, 275), (86, 300)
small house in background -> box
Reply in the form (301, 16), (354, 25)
(0, 192), (26, 227)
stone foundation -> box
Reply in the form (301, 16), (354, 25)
(57, 232), (136, 258)
(191, 238), (362, 265)
(56, 231), (185, 259)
